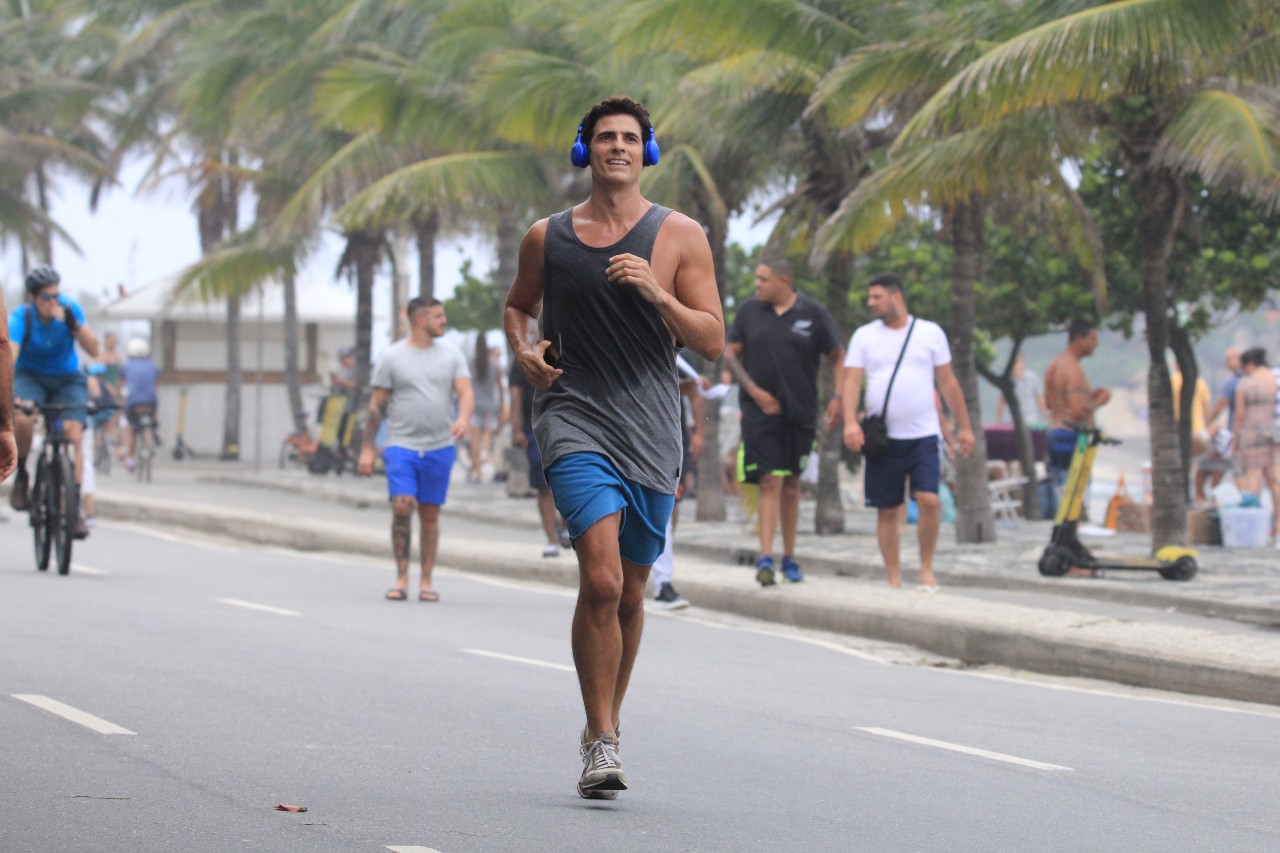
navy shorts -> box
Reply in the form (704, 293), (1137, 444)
(864, 436), (941, 509)
(14, 370), (88, 425)
(545, 452), (675, 567)
(383, 445), (456, 505)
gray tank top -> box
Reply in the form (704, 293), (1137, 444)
(533, 203), (682, 494)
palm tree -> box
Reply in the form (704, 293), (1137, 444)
(894, 0), (1280, 546)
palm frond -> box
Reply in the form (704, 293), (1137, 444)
(172, 230), (303, 302)
(899, 0), (1250, 143)
(335, 151), (552, 232)
(1156, 87), (1280, 211)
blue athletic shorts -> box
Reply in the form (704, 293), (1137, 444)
(382, 444), (456, 505)
(14, 370), (88, 425)
(545, 452), (675, 567)
(864, 436), (941, 508)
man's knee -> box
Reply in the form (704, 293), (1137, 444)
(915, 491), (940, 510)
(758, 474), (783, 494)
(781, 474), (801, 495)
(391, 496), (416, 516)
(580, 564), (624, 605)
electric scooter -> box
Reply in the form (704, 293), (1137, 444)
(1038, 427), (1198, 581)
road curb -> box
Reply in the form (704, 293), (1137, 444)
(95, 493), (1280, 707)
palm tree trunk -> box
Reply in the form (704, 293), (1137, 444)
(1135, 166), (1187, 545)
(978, 344), (1041, 520)
(223, 292), (242, 459)
(281, 268), (306, 435)
(815, 253), (853, 534)
(1169, 324), (1197, 502)
(414, 210), (438, 300)
(948, 198), (995, 543)
(348, 230), (380, 425)
(391, 225), (411, 341)
(695, 214), (729, 522)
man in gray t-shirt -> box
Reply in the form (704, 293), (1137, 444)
(358, 297), (472, 603)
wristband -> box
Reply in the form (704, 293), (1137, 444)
(64, 311), (79, 335)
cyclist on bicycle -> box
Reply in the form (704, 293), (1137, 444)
(120, 337), (160, 471)
(0, 287), (16, 483)
(8, 266), (100, 538)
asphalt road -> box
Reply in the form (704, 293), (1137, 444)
(3, 520), (1279, 852)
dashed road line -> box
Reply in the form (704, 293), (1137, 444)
(217, 599), (301, 617)
(461, 649), (575, 673)
(12, 694), (136, 735)
(387, 846), (444, 852)
(70, 564), (108, 576)
(856, 727), (1072, 771)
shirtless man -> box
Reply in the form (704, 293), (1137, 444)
(1044, 319), (1111, 499)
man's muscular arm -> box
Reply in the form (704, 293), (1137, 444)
(606, 213), (724, 361)
(723, 341), (781, 416)
(503, 220), (563, 391)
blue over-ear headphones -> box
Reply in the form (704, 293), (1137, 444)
(569, 123), (661, 168)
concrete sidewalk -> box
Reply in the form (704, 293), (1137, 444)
(75, 461), (1280, 707)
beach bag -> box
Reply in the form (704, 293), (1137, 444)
(1104, 474), (1134, 530)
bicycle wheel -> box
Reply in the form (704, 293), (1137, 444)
(31, 455), (51, 571)
(53, 451), (75, 575)
(137, 424), (154, 483)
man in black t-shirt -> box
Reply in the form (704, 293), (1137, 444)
(724, 256), (844, 587)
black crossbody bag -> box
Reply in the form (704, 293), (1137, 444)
(860, 319), (916, 458)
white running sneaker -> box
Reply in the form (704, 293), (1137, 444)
(542, 544), (560, 558)
(578, 732), (626, 799)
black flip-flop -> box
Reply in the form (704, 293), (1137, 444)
(385, 589), (407, 601)
(418, 590), (440, 602)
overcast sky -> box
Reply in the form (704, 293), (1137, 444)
(3, 155), (773, 335)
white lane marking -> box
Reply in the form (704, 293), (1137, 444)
(387, 846), (444, 852)
(856, 727), (1072, 772)
(935, 668), (1280, 719)
(462, 649), (575, 673)
(12, 694), (136, 735)
(71, 563), (108, 576)
(456, 572), (577, 599)
(666, 613), (891, 665)
(107, 522), (243, 552)
(217, 599), (301, 617)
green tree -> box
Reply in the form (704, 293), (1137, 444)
(896, 0), (1280, 545)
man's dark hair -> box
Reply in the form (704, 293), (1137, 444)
(867, 272), (903, 293)
(1067, 319), (1096, 342)
(758, 254), (795, 284)
(581, 96), (653, 145)
(407, 296), (441, 318)
(1241, 346), (1268, 368)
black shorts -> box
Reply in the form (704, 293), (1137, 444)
(126, 403), (157, 430)
(737, 419), (815, 485)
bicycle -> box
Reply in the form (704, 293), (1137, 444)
(131, 407), (158, 483)
(15, 400), (114, 575)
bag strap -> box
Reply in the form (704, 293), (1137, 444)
(880, 318), (917, 418)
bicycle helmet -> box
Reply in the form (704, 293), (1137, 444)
(127, 337), (150, 358)
(25, 265), (61, 294)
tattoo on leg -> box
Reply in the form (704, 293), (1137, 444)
(392, 514), (412, 567)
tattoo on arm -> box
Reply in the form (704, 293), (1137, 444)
(723, 349), (753, 391)
(364, 395), (387, 450)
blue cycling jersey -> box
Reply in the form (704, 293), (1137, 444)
(9, 299), (85, 376)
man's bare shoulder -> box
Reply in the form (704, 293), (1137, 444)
(658, 209), (710, 244)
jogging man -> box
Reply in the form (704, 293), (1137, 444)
(0, 287), (16, 484)
(724, 256), (844, 586)
(357, 297), (473, 603)
(8, 266), (99, 538)
(842, 273), (974, 590)
(503, 96), (723, 800)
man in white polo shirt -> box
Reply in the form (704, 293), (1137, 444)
(841, 273), (974, 590)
